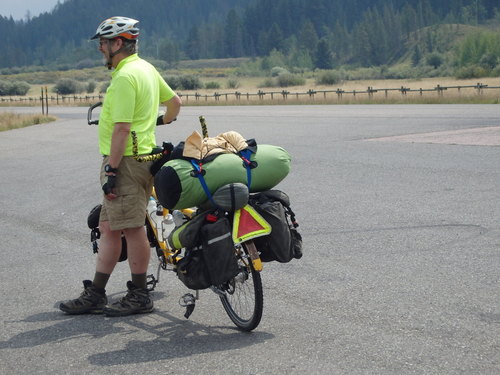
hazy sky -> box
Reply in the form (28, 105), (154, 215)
(0, 0), (62, 20)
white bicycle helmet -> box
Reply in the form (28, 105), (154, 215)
(91, 16), (139, 40)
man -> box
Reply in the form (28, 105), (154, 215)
(60, 16), (182, 316)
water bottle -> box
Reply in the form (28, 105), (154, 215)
(147, 197), (157, 217)
(147, 197), (164, 241)
(172, 210), (186, 227)
(161, 213), (175, 241)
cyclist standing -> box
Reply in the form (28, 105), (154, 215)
(60, 16), (182, 316)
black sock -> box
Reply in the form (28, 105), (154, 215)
(131, 273), (147, 289)
(93, 272), (110, 291)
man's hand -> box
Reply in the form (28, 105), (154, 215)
(156, 115), (177, 125)
(102, 174), (117, 200)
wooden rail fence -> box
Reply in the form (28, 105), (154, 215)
(1, 83), (498, 107)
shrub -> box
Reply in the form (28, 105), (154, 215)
(479, 54), (499, 69)
(235, 58), (265, 76)
(426, 53), (444, 69)
(261, 50), (286, 71)
(179, 76), (202, 90)
(100, 81), (110, 93)
(455, 65), (488, 79)
(164, 75), (202, 90)
(54, 78), (84, 95)
(0, 81), (30, 96)
(86, 80), (97, 94)
(164, 76), (180, 90)
(15, 81), (30, 95)
(316, 71), (341, 85)
(276, 73), (305, 87)
(271, 66), (289, 77)
(258, 78), (277, 88)
(205, 81), (220, 89)
(226, 78), (240, 89)
(490, 65), (500, 77)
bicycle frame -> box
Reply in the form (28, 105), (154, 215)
(145, 190), (263, 286)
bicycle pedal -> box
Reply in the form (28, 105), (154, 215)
(146, 274), (158, 291)
(179, 293), (196, 319)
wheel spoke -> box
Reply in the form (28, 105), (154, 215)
(219, 242), (263, 331)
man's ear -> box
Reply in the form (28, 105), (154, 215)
(115, 38), (124, 49)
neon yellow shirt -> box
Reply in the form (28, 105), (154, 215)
(98, 54), (176, 155)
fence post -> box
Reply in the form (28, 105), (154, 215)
(45, 86), (49, 114)
(367, 86), (377, 99)
(435, 84), (446, 97)
(336, 89), (343, 100)
(476, 82), (486, 95)
(41, 87), (45, 115)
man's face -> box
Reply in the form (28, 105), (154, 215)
(98, 38), (118, 57)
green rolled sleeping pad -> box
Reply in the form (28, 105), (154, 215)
(154, 144), (291, 210)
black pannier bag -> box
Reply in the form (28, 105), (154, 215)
(249, 190), (303, 263)
(87, 204), (128, 262)
(200, 215), (239, 286)
(175, 213), (239, 289)
(176, 246), (211, 290)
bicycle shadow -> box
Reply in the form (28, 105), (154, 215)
(88, 310), (274, 366)
(0, 292), (274, 366)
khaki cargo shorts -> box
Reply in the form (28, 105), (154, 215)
(99, 156), (153, 231)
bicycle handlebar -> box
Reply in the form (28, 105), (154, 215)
(87, 101), (102, 125)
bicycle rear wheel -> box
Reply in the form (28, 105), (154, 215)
(219, 242), (263, 331)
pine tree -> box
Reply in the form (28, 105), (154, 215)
(185, 25), (201, 60)
(315, 38), (333, 69)
(412, 44), (422, 66)
(298, 19), (319, 53)
(224, 9), (244, 58)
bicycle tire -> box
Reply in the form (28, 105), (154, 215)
(219, 242), (263, 331)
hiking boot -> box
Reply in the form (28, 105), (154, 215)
(103, 281), (154, 317)
(59, 280), (107, 315)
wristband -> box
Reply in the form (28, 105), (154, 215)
(104, 164), (118, 174)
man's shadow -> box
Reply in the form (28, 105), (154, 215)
(0, 291), (274, 366)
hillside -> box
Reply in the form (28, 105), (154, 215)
(0, 0), (498, 72)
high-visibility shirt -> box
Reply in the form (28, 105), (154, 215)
(98, 54), (176, 155)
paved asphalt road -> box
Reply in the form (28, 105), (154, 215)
(0, 104), (499, 374)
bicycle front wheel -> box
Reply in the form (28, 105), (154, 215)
(219, 242), (263, 331)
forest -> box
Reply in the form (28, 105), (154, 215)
(0, 0), (499, 80)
